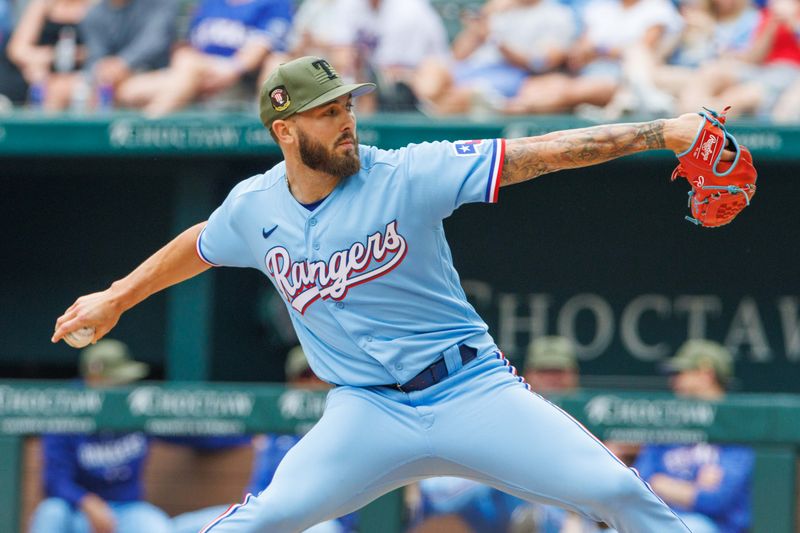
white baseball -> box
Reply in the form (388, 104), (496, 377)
(64, 326), (95, 349)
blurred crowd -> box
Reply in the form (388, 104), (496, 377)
(0, 0), (798, 120)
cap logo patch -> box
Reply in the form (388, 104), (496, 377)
(270, 86), (291, 112)
(311, 59), (338, 82)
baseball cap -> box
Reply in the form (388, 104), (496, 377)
(259, 56), (375, 130)
(525, 336), (578, 371)
(663, 339), (733, 381)
(79, 339), (149, 385)
(285, 345), (311, 381)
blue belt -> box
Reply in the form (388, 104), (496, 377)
(391, 345), (477, 393)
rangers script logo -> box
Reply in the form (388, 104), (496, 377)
(265, 221), (408, 313)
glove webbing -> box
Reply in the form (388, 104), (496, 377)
(684, 184), (755, 226)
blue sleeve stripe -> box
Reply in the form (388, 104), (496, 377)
(196, 227), (220, 267)
(484, 139), (505, 203)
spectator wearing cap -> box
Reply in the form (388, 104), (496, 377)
(28, 339), (173, 533)
(79, 338), (149, 385)
(284, 344), (327, 388)
(523, 335), (579, 396)
(663, 339), (733, 399)
(634, 339), (754, 533)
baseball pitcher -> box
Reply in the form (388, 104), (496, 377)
(53, 56), (755, 533)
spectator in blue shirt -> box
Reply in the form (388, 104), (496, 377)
(28, 339), (171, 533)
(634, 340), (754, 533)
(117, 0), (292, 116)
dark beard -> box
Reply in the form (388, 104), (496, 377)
(297, 129), (361, 179)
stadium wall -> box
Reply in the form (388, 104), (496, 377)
(1, 114), (797, 392)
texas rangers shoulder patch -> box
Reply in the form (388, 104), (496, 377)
(452, 140), (482, 156)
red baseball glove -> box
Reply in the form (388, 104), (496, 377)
(671, 106), (757, 227)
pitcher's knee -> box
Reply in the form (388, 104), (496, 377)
(593, 467), (652, 512)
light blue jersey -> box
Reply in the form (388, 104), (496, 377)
(196, 137), (691, 533)
(197, 139), (505, 386)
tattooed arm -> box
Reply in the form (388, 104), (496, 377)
(500, 114), (708, 186)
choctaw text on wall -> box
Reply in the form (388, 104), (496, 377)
(463, 284), (800, 364)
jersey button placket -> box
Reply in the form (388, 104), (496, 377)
(306, 216), (319, 258)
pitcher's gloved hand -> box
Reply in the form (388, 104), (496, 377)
(671, 106), (757, 227)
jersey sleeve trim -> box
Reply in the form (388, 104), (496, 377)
(485, 138), (506, 203)
(196, 227), (220, 267)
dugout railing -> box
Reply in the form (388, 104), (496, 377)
(0, 382), (797, 533)
(1, 110), (799, 158)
